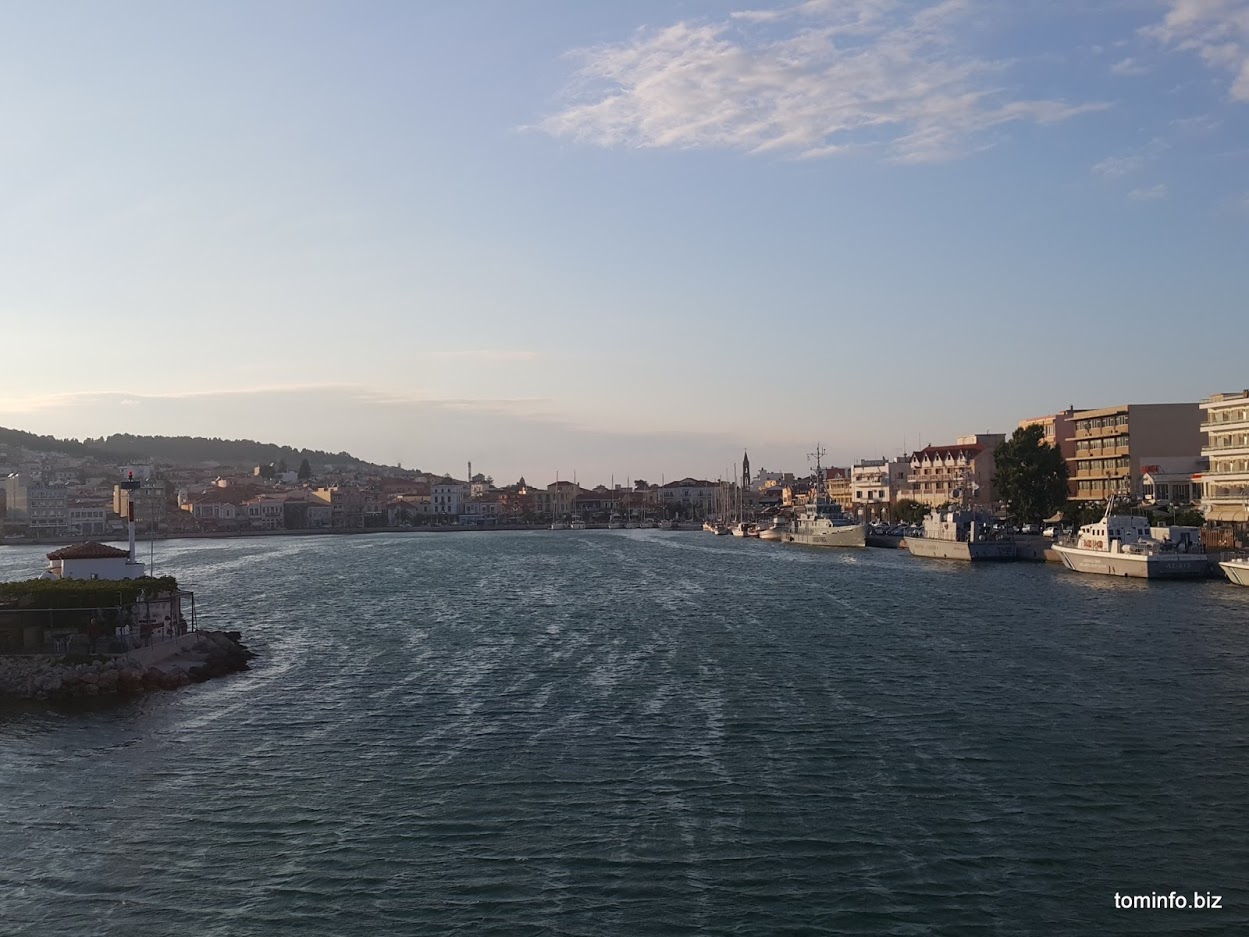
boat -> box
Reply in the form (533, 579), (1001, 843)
(657, 518), (675, 530)
(607, 513), (624, 529)
(702, 520), (717, 533)
(569, 517), (587, 530)
(638, 518), (656, 529)
(757, 517), (789, 541)
(905, 509), (1016, 562)
(785, 445), (866, 548)
(549, 519), (569, 530)
(712, 523), (730, 536)
(731, 521), (758, 538)
(1219, 556), (1249, 586)
(1051, 500), (1208, 579)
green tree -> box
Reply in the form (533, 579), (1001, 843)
(277, 458), (288, 474)
(297, 458), (313, 480)
(994, 425), (1069, 526)
(1062, 499), (1103, 530)
(894, 498), (929, 525)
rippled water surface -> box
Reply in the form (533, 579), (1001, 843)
(2, 531), (1248, 935)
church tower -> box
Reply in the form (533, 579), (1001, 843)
(741, 450), (750, 490)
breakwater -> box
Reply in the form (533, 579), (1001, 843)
(0, 630), (253, 700)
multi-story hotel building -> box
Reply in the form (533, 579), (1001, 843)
(1199, 390), (1249, 523)
(1067, 403), (1202, 501)
(850, 457), (910, 521)
(1018, 407), (1080, 461)
(906, 434), (1004, 509)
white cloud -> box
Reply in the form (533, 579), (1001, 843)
(1147, 0), (1249, 101)
(539, 1), (1106, 163)
(1110, 56), (1148, 75)
(1092, 154), (1147, 177)
(1128, 183), (1169, 200)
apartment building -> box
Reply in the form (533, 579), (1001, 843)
(430, 478), (468, 518)
(113, 478), (168, 526)
(906, 434), (1004, 509)
(1018, 407), (1080, 460)
(1067, 403), (1202, 501)
(4, 474), (69, 532)
(850, 457), (910, 520)
(1199, 390), (1249, 523)
(823, 467), (852, 509)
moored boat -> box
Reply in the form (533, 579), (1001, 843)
(906, 509), (1016, 562)
(1217, 556), (1249, 586)
(1051, 502), (1207, 579)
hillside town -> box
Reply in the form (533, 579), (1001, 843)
(2, 391), (1247, 546)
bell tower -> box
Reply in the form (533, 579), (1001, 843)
(741, 450), (750, 490)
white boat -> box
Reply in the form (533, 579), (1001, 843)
(713, 524), (730, 536)
(607, 514), (624, 529)
(1051, 502), (1208, 579)
(757, 518), (788, 541)
(906, 509), (1016, 562)
(549, 520), (569, 530)
(657, 518), (675, 530)
(1217, 556), (1249, 586)
(730, 522), (758, 538)
(702, 520), (717, 533)
(638, 518), (656, 529)
(569, 517), (587, 530)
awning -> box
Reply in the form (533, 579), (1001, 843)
(1204, 505), (1249, 523)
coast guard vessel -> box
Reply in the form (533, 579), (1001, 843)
(785, 446), (866, 548)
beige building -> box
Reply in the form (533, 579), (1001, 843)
(1068, 403), (1202, 501)
(906, 434), (1004, 509)
(113, 478), (167, 526)
(1199, 390), (1249, 523)
(1018, 407), (1080, 461)
(823, 467), (852, 509)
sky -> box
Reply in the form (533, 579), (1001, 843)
(1, 0), (1246, 485)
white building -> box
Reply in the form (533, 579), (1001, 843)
(67, 502), (111, 536)
(4, 474), (69, 532)
(431, 478), (467, 518)
(43, 542), (145, 580)
(1200, 390), (1249, 523)
(850, 457), (911, 520)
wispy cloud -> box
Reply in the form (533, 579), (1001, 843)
(1147, 0), (1249, 101)
(426, 350), (538, 362)
(539, 0), (1106, 163)
(1092, 154), (1147, 177)
(1110, 56), (1148, 75)
(1128, 183), (1169, 200)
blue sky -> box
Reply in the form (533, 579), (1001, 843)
(1, 0), (1246, 484)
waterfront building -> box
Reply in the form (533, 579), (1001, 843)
(430, 478), (468, 519)
(42, 541), (146, 580)
(823, 467), (852, 509)
(4, 474), (69, 534)
(113, 478), (167, 528)
(1067, 403), (1202, 501)
(850, 457), (910, 521)
(1018, 407), (1080, 461)
(311, 486), (368, 528)
(1199, 390), (1249, 524)
(905, 434), (1004, 510)
(658, 478), (719, 517)
(1139, 458), (1205, 507)
(66, 500), (111, 536)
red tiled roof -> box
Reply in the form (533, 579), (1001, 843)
(47, 542), (130, 561)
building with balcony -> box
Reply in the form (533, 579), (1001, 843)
(822, 467), (852, 509)
(1199, 390), (1249, 523)
(1067, 403), (1202, 501)
(4, 474), (69, 533)
(906, 434), (1004, 510)
(1018, 407), (1080, 461)
(850, 457), (911, 521)
(430, 478), (468, 519)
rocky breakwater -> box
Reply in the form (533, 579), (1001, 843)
(0, 631), (254, 701)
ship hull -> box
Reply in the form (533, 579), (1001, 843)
(1053, 545), (1209, 579)
(906, 538), (1016, 562)
(1219, 561), (1249, 586)
(787, 524), (866, 548)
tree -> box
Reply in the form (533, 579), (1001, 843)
(277, 458), (288, 474)
(297, 458), (313, 480)
(894, 498), (929, 525)
(994, 425), (1069, 526)
(1062, 499), (1104, 530)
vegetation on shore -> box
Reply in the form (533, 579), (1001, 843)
(0, 576), (181, 609)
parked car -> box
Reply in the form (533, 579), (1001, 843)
(1020, 524), (1039, 535)
(1042, 526), (1061, 538)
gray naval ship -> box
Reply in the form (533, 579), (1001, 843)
(785, 445), (867, 548)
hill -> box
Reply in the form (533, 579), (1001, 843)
(0, 427), (401, 473)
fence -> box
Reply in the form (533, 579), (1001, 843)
(0, 591), (197, 656)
